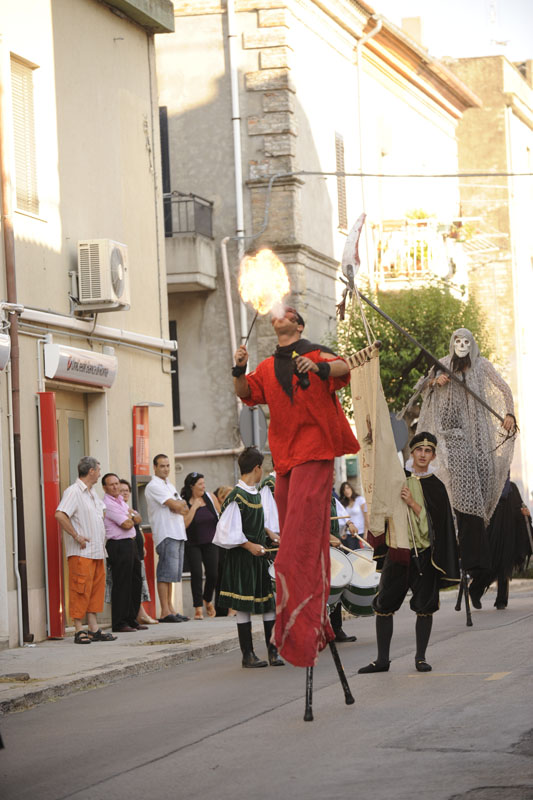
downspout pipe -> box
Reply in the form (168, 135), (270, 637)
(226, 0), (249, 343)
(0, 54), (33, 642)
(355, 15), (382, 284)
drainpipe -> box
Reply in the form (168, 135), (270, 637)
(226, 0), (249, 343)
(0, 58), (33, 642)
(355, 15), (382, 285)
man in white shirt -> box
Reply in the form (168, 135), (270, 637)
(144, 453), (189, 622)
(55, 456), (117, 644)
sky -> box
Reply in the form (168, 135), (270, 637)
(373, 0), (533, 63)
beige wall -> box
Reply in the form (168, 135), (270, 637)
(450, 56), (533, 504)
(0, 0), (174, 646)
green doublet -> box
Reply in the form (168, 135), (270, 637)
(330, 495), (340, 540)
(219, 486), (275, 614)
(260, 474), (276, 497)
(406, 476), (430, 552)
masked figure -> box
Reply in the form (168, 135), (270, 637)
(414, 328), (516, 585)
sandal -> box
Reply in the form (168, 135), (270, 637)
(88, 628), (117, 642)
(74, 630), (91, 645)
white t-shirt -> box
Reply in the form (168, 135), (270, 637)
(344, 496), (367, 534)
(144, 475), (186, 547)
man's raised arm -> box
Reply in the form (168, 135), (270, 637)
(232, 345), (251, 399)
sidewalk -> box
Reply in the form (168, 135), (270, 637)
(0, 615), (245, 715)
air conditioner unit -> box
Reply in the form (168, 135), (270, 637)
(77, 239), (130, 310)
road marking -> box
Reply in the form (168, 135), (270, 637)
(407, 672), (511, 680)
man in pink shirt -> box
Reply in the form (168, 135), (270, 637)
(102, 473), (146, 633)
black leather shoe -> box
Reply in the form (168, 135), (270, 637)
(358, 661), (390, 674)
(242, 651), (268, 668)
(268, 645), (285, 666)
(415, 659), (432, 672)
(335, 630), (357, 643)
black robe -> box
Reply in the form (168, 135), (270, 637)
(486, 482), (532, 580)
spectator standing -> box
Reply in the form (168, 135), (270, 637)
(181, 472), (221, 620)
(55, 457), (116, 644)
(119, 479), (158, 625)
(102, 473), (145, 633)
(144, 454), (189, 623)
(339, 481), (369, 550)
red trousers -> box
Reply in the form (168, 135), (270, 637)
(273, 460), (335, 667)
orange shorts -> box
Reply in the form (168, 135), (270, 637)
(68, 556), (105, 620)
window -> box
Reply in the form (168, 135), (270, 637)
(11, 56), (39, 216)
(169, 320), (181, 427)
(335, 132), (347, 231)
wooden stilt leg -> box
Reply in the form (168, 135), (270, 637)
(463, 571), (473, 627)
(455, 575), (464, 612)
(304, 667), (314, 721)
(328, 641), (355, 705)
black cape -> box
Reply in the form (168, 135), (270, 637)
(406, 471), (460, 586)
(273, 338), (336, 400)
(486, 482), (532, 579)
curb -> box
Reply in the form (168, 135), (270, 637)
(0, 634), (243, 715)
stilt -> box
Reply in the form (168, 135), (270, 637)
(329, 641), (355, 705)
(304, 667), (314, 721)
(455, 569), (472, 627)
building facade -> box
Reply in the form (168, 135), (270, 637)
(155, 0), (478, 489)
(0, 0), (175, 647)
(447, 55), (533, 503)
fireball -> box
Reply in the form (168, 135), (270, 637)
(238, 249), (290, 315)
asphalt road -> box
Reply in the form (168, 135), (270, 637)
(2, 587), (532, 800)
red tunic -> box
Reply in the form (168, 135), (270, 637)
(243, 350), (359, 475)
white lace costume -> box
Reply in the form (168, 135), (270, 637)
(415, 328), (515, 524)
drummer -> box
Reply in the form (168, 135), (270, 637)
(358, 432), (460, 674)
(213, 447), (284, 669)
(329, 485), (357, 643)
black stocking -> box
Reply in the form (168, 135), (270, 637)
(415, 615), (433, 661)
(376, 614), (393, 664)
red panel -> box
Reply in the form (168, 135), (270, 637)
(133, 406), (150, 476)
(38, 392), (65, 638)
(143, 531), (157, 620)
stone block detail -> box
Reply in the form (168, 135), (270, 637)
(245, 68), (293, 91)
(260, 46), (292, 69)
(262, 90), (294, 113)
(248, 111), (295, 136)
(248, 156), (293, 179)
(243, 28), (288, 49)
(174, 0), (223, 14)
(236, 0), (287, 10)
(263, 134), (296, 157)
(258, 8), (290, 27)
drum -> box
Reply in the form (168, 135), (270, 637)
(341, 549), (380, 617)
(268, 547), (352, 607)
(328, 547), (353, 607)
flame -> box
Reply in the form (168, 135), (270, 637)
(238, 249), (290, 315)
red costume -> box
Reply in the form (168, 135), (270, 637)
(243, 347), (359, 666)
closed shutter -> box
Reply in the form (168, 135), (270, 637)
(11, 56), (39, 216)
(335, 132), (347, 231)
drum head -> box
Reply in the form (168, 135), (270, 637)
(330, 547), (353, 589)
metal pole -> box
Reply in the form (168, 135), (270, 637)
(357, 290), (507, 425)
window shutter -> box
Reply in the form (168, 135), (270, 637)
(335, 132), (347, 231)
(11, 57), (39, 216)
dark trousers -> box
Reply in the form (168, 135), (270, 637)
(186, 542), (219, 607)
(329, 602), (343, 634)
(106, 538), (142, 629)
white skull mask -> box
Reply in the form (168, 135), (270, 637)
(453, 336), (471, 358)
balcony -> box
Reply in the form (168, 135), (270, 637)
(164, 191), (217, 292)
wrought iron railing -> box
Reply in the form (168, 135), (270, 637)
(163, 191), (214, 239)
